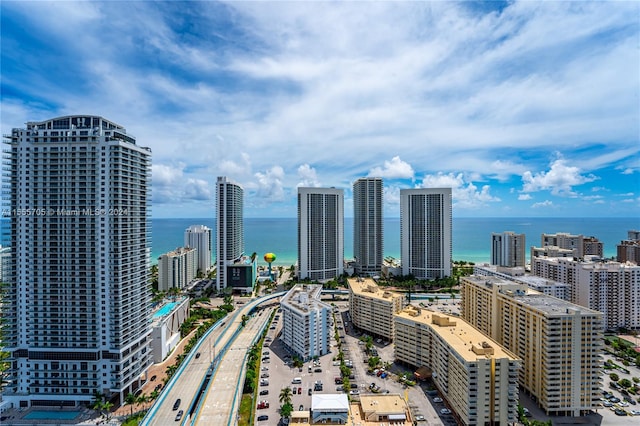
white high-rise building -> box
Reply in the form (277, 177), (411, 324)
(491, 231), (526, 267)
(353, 177), (383, 276)
(3, 116), (152, 407)
(216, 176), (244, 292)
(280, 284), (331, 361)
(297, 187), (344, 281)
(184, 224), (212, 273)
(400, 188), (452, 279)
(157, 247), (197, 291)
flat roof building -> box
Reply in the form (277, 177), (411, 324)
(216, 176), (244, 292)
(531, 256), (640, 329)
(353, 177), (383, 276)
(460, 276), (603, 417)
(298, 187), (344, 282)
(158, 246), (197, 291)
(184, 224), (212, 274)
(491, 231), (526, 267)
(541, 232), (603, 258)
(394, 306), (520, 426)
(400, 188), (452, 279)
(347, 277), (405, 342)
(281, 284), (332, 361)
(310, 393), (349, 425)
(354, 394), (413, 426)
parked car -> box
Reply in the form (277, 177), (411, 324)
(440, 408), (452, 415)
(298, 387), (302, 394)
(350, 390), (359, 395)
(257, 415), (269, 421)
(150, 375), (157, 381)
(299, 404), (304, 411)
(433, 397), (443, 403)
(259, 390), (269, 396)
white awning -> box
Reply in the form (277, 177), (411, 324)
(388, 414), (406, 420)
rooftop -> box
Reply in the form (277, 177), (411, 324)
(395, 305), (518, 362)
(281, 284), (332, 314)
(311, 393), (349, 411)
(347, 277), (403, 302)
(512, 293), (602, 317)
(352, 394), (413, 426)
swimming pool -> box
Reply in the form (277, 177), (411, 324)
(23, 410), (80, 420)
(153, 301), (177, 318)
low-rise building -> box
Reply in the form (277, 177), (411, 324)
(348, 277), (405, 342)
(354, 394), (413, 425)
(281, 284), (332, 361)
(394, 306), (520, 426)
(310, 393), (349, 424)
(149, 298), (190, 362)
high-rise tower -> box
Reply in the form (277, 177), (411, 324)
(215, 176), (244, 292)
(298, 187), (344, 281)
(353, 177), (383, 276)
(400, 188), (452, 279)
(3, 115), (152, 407)
(184, 224), (212, 274)
(491, 231), (526, 267)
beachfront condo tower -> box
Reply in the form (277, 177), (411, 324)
(491, 231), (526, 268)
(353, 177), (383, 276)
(215, 176), (244, 292)
(184, 224), (212, 274)
(400, 188), (452, 279)
(3, 115), (152, 407)
(297, 187), (344, 282)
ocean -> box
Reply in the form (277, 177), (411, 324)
(150, 217), (640, 267)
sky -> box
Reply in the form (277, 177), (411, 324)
(1, 1), (638, 218)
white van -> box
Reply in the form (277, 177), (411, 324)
(292, 377), (302, 384)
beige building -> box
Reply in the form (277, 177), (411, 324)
(394, 306), (520, 426)
(540, 232), (603, 258)
(531, 256), (640, 329)
(158, 246), (198, 291)
(460, 276), (603, 417)
(347, 277), (405, 341)
(353, 394), (413, 425)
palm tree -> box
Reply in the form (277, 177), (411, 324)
(136, 393), (150, 413)
(124, 392), (137, 416)
(279, 387), (292, 406)
(150, 389), (159, 401)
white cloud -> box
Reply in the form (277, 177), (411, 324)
(518, 194), (532, 201)
(521, 159), (598, 196)
(152, 163), (213, 203)
(368, 156), (415, 179)
(532, 200), (553, 208)
(297, 164), (321, 187)
(418, 172), (500, 209)
(253, 166), (285, 201)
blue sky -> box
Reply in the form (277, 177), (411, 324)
(1, 1), (638, 218)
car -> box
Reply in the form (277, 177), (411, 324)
(174, 409), (183, 421)
(308, 388), (312, 395)
(630, 410), (640, 416)
(614, 408), (627, 416)
(610, 397), (621, 403)
(172, 399), (181, 411)
(195, 352), (201, 359)
(314, 368), (322, 373)
(262, 366), (269, 371)
(293, 387), (297, 394)
(603, 401), (613, 407)
(261, 373), (269, 378)
(336, 386), (344, 391)
(154, 383), (162, 392)
(257, 415), (269, 421)
(440, 408), (452, 415)
(415, 414), (426, 421)
(335, 377), (343, 384)
(618, 401), (629, 407)
(350, 390), (359, 395)
(299, 404), (304, 411)
(150, 375), (157, 381)
(259, 390), (269, 396)
(298, 387), (302, 394)
(433, 397), (443, 403)
(257, 401), (270, 409)
(260, 379), (269, 386)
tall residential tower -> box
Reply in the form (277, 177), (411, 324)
(297, 187), (344, 281)
(184, 224), (212, 273)
(400, 188), (452, 279)
(353, 177), (383, 276)
(215, 176), (244, 292)
(491, 231), (526, 267)
(3, 116), (152, 407)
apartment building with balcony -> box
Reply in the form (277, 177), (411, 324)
(531, 255), (640, 329)
(280, 284), (332, 361)
(157, 246), (197, 291)
(353, 177), (383, 276)
(394, 306), (520, 426)
(540, 232), (603, 258)
(184, 224), (212, 273)
(347, 277), (405, 342)
(460, 276), (603, 417)
(491, 231), (526, 267)
(473, 263), (570, 300)
(2, 115), (152, 408)
(617, 230), (640, 264)
(216, 176), (244, 292)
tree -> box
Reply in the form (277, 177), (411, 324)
(619, 378), (633, 389)
(610, 373), (620, 382)
(124, 392), (137, 416)
(136, 393), (150, 413)
(280, 402), (293, 418)
(279, 387), (293, 406)
(368, 356), (380, 369)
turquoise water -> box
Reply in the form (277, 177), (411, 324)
(23, 410), (79, 420)
(150, 217), (640, 266)
(153, 302), (177, 318)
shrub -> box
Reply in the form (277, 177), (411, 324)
(610, 373), (620, 382)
